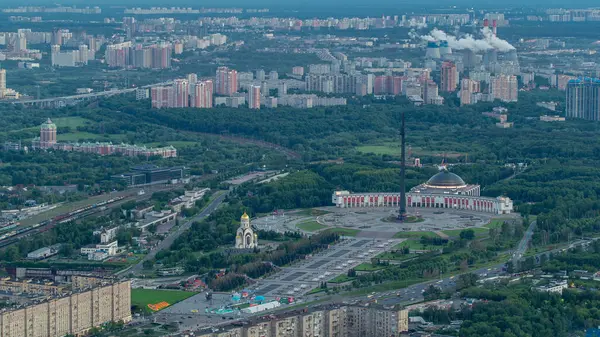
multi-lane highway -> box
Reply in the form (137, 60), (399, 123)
(1, 81), (173, 105)
(512, 220), (536, 262)
(123, 191), (228, 276)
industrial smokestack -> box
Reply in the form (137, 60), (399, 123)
(492, 20), (497, 36)
(425, 41), (441, 59)
(483, 19), (489, 28)
(439, 40), (452, 56)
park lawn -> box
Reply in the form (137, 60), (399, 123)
(345, 278), (423, 296)
(356, 145), (400, 156)
(4, 117), (92, 135)
(394, 240), (442, 251)
(294, 208), (331, 216)
(57, 132), (126, 142)
(131, 289), (197, 313)
(322, 228), (361, 237)
(329, 274), (356, 284)
(441, 227), (489, 238)
(357, 143), (465, 158)
(377, 251), (417, 261)
(354, 263), (386, 272)
(307, 287), (326, 295)
(296, 220), (326, 232)
(485, 219), (506, 229)
(393, 231), (438, 239)
(52, 117), (92, 128)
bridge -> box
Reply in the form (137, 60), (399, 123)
(0, 81), (172, 108)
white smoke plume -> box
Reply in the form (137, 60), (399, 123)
(481, 27), (515, 52)
(417, 28), (515, 53)
(406, 18), (428, 29)
(410, 29), (433, 41)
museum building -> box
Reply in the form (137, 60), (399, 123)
(332, 170), (513, 214)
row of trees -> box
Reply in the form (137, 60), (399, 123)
(459, 285), (600, 337)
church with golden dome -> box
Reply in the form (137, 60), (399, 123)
(235, 212), (258, 249)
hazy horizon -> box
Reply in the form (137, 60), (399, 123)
(1, 0), (599, 9)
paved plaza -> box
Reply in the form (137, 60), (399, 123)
(248, 237), (403, 298)
(157, 207), (518, 331)
(158, 236), (403, 330)
(253, 206), (517, 239)
(318, 207), (497, 237)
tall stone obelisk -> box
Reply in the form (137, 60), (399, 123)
(398, 110), (407, 221)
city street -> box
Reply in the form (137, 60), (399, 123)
(122, 191), (228, 276)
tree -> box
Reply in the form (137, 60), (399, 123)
(460, 229), (475, 240)
(59, 243), (73, 257)
(423, 285), (442, 301)
(456, 273), (479, 290)
(505, 261), (515, 274)
(143, 260), (154, 270)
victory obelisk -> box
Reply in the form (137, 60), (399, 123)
(398, 110), (407, 221)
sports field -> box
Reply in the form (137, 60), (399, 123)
(131, 289), (197, 312)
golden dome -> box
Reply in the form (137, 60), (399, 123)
(241, 211), (249, 220)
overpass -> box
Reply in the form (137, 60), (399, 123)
(0, 81), (173, 108)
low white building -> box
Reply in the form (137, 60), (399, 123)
(93, 227), (119, 244)
(27, 244), (61, 260)
(88, 251), (109, 261)
(170, 188), (210, 212)
(80, 241), (118, 260)
(535, 280), (568, 294)
(242, 301), (280, 314)
(136, 210), (177, 231)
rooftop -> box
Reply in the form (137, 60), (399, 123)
(425, 171), (466, 188)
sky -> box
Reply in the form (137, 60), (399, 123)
(2, 0), (600, 7)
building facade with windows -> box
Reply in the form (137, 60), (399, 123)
(332, 170), (513, 214)
(566, 78), (600, 120)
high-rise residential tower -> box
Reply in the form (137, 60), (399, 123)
(440, 61), (458, 92)
(491, 75), (518, 102)
(566, 78), (600, 121)
(172, 79), (189, 108)
(191, 80), (213, 108)
(0, 69), (6, 99)
(215, 66), (238, 95)
(249, 85), (261, 109)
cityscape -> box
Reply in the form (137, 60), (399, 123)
(0, 1), (599, 337)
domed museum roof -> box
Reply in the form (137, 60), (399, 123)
(425, 170), (466, 188)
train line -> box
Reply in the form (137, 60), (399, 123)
(0, 196), (126, 249)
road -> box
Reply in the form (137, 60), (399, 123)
(513, 220), (536, 262)
(123, 191), (228, 276)
(2, 81), (173, 104)
(171, 216), (573, 335)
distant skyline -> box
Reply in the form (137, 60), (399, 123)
(2, 0), (600, 9)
